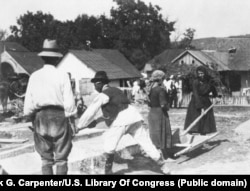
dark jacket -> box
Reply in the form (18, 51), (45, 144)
(102, 87), (130, 126)
(184, 78), (217, 134)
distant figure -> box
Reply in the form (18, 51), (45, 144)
(132, 80), (140, 102)
(134, 79), (147, 104)
(168, 75), (177, 108)
(184, 66), (218, 135)
(175, 73), (183, 108)
(75, 94), (87, 118)
(163, 76), (172, 93)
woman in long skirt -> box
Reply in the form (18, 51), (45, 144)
(184, 66), (217, 135)
(147, 70), (173, 159)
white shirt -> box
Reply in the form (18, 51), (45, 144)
(77, 86), (143, 128)
(23, 65), (77, 117)
(132, 81), (140, 96)
(175, 80), (182, 90)
(164, 79), (174, 92)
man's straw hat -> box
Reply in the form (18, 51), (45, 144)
(38, 39), (63, 57)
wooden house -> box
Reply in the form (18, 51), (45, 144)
(0, 42), (44, 78)
(191, 37), (250, 95)
(57, 49), (142, 95)
(142, 49), (185, 77)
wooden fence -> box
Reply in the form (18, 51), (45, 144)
(120, 88), (250, 107)
(182, 93), (250, 107)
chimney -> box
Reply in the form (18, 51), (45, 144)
(86, 40), (92, 51)
(228, 47), (237, 54)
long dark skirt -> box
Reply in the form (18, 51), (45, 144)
(184, 97), (216, 135)
(148, 107), (172, 149)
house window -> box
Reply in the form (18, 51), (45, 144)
(192, 60), (195, 64)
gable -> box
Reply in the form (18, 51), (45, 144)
(57, 52), (95, 79)
(148, 49), (185, 66)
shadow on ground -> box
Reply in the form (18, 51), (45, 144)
(113, 154), (163, 175)
(177, 139), (229, 164)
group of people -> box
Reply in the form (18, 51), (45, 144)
(131, 73), (183, 109)
(163, 73), (183, 108)
(146, 66), (218, 160)
(1, 38), (219, 175)
(21, 39), (172, 175)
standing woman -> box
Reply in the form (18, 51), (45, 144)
(148, 70), (173, 159)
(184, 66), (217, 135)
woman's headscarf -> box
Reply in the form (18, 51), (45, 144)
(151, 70), (165, 81)
(196, 65), (208, 75)
(196, 65), (210, 81)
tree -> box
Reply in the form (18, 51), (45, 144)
(176, 28), (196, 49)
(72, 14), (105, 49)
(7, 1), (175, 70)
(103, 0), (175, 69)
(7, 12), (108, 52)
(8, 11), (58, 51)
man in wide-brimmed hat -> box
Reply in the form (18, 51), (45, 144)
(77, 71), (171, 175)
(24, 39), (77, 175)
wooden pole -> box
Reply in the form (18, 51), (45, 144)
(181, 103), (215, 136)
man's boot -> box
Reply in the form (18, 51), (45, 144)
(104, 153), (114, 175)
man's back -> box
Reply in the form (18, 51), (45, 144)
(28, 65), (65, 103)
(24, 64), (76, 117)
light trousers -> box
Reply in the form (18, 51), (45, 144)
(103, 121), (161, 161)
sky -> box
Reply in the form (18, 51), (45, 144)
(1, 0), (250, 40)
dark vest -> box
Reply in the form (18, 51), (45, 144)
(102, 87), (130, 126)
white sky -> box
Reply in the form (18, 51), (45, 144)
(1, 0), (250, 39)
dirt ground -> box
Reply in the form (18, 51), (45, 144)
(117, 104), (250, 175)
(1, 104), (250, 174)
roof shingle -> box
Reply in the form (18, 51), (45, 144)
(69, 49), (141, 79)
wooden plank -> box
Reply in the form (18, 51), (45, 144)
(181, 103), (215, 136)
(174, 143), (191, 147)
(0, 138), (29, 144)
(174, 132), (219, 157)
(0, 122), (32, 132)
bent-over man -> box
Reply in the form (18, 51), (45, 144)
(77, 71), (171, 175)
